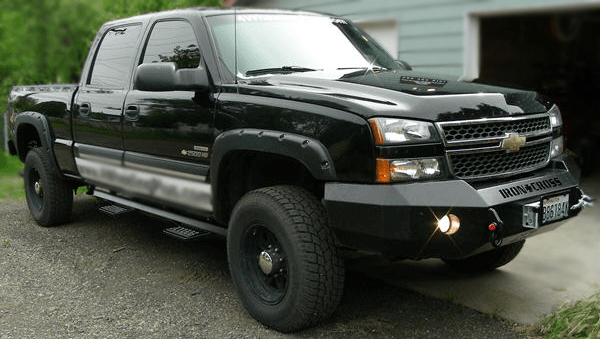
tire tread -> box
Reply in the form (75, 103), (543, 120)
(228, 185), (344, 332)
(24, 148), (73, 226)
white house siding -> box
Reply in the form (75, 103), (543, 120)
(238, 0), (600, 77)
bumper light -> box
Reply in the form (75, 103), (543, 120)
(550, 136), (564, 158)
(438, 214), (460, 235)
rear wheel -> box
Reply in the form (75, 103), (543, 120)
(443, 240), (525, 273)
(24, 148), (73, 226)
(227, 186), (344, 332)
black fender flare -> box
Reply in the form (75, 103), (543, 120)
(13, 112), (61, 174)
(210, 129), (337, 220)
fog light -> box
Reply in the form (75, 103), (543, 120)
(438, 214), (460, 235)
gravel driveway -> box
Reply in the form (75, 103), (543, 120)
(0, 195), (527, 338)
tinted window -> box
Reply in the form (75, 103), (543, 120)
(88, 25), (142, 88)
(142, 21), (200, 69)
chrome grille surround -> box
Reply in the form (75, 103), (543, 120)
(436, 113), (553, 181)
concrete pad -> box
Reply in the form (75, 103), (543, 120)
(350, 173), (600, 324)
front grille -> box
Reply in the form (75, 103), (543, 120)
(448, 143), (550, 180)
(437, 114), (553, 180)
(441, 116), (550, 143)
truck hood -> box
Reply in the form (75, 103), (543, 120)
(239, 70), (550, 122)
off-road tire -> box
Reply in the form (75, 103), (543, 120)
(227, 186), (344, 332)
(443, 240), (525, 273)
(24, 148), (73, 226)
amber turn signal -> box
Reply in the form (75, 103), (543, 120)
(376, 158), (390, 183)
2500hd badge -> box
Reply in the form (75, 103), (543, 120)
(6, 7), (594, 332)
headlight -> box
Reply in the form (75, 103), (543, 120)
(548, 104), (562, 128)
(377, 157), (442, 182)
(369, 118), (439, 145)
(548, 104), (563, 158)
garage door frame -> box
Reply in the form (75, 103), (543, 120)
(462, 1), (600, 81)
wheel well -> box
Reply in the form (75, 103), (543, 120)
(16, 124), (42, 162)
(215, 151), (323, 223)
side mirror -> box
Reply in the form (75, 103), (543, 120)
(395, 60), (412, 71)
(134, 62), (210, 91)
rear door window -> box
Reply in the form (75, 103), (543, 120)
(88, 25), (142, 89)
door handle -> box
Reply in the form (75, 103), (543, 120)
(124, 105), (140, 121)
(79, 102), (91, 116)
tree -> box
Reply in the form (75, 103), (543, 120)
(1, 0), (222, 151)
(1, 0), (222, 86)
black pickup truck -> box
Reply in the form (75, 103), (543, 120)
(6, 7), (593, 332)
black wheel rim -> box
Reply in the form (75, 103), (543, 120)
(27, 166), (43, 211)
(241, 223), (288, 305)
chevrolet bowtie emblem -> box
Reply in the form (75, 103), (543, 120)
(501, 133), (526, 152)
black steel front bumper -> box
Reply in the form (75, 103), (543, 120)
(324, 156), (588, 260)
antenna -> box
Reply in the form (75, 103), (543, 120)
(234, 7), (238, 86)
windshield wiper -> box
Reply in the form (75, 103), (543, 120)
(337, 66), (388, 71)
(245, 66), (319, 77)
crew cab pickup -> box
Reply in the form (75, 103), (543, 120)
(6, 7), (593, 332)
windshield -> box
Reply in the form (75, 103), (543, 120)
(207, 13), (399, 79)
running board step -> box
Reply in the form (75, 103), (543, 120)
(99, 204), (135, 216)
(163, 225), (210, 240)
(93, 190), (227, 237)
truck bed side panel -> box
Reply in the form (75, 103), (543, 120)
(9, 85), (78, 175)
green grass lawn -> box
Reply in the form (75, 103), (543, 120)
(531, 294), (600, 338)
(0, 152), (25, 201)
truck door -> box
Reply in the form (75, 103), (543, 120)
(122, 19), (214, 180)
(120, 19), (214, 213)
(73, 24), (143, 164)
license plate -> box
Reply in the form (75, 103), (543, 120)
(542, 194), (569, 224)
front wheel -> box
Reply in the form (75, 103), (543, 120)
(443, 240), (525, 273)
(24, 148), (73, 226)
(227, 186), (344, 332)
